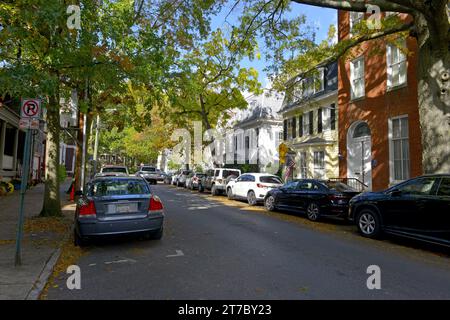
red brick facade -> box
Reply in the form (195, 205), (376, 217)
(338, 10), (423, 191)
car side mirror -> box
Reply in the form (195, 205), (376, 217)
(391, 189), (402, 197)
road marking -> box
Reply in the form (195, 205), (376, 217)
(103, 258), (137, 265)
(166, 250), (184, 258)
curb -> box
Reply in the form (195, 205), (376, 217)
(25, 247), (62, 300)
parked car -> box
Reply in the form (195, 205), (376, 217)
(264, 179), (360, 221)
(226, 173), (283, 205)
(95, 165), (129, 177)
(172, 170), (181, 185)
(186, 172), (206, 190)
(135, 166), (164, 184)
(199, 168), (241, 195)
(74, 176), (164, 246)
(177, 170), (192, 187)
(349, 174), (450, 247)
(163, 173), (172, 185)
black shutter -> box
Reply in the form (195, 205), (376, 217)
(309, 111), (314, 135)
(292, 117), (297, 138)
(299, 115), (303, 137)
(318, 108), (323, 133)
(330, 104), (336, 130)
(283, 119), (287, 141)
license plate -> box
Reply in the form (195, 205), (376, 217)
(107, 203), (138, 214)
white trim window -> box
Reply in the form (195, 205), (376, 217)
(315, 68), (325, 93)
(350, 56), (365, 100)
(389, 116), (410, 182)
(302, 113), (310, 136)
(313, 151), (325, 179)
(387, 42), (407, 89)
(349, 11), (364, 36)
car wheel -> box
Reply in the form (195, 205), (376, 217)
(356, 209), (382, 238)
(74, 230), (88, 247)
(247, 190), (257, 206)
(265, 195), (276, 211)
(306, 202), (321, 221)
(211, 184), (218, 196)
(227, 187), (234, 200)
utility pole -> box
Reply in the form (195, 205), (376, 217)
(80, 78), (88, 191)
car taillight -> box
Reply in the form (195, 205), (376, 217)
(328, 195), (348, 205)
(79, 200), (96, 218)
(149, 195), (163, 211)
(257, 183), (269, 189)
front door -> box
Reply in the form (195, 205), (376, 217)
(347, 122), (372, 190)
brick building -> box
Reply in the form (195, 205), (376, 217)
(338, 10), (423, 191)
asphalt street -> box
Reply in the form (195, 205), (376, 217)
(46, 184), (450, 299)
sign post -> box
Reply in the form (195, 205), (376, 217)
(15, 98), (41, 266)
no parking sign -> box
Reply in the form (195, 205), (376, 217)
(21, 98), (41, 118)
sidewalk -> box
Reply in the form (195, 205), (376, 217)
(0, 180), (74, 300)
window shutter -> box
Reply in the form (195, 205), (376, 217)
(330, 104), (336, 130)
(309, 111), (314, 135)
(299, 115), (303, 137)
(317, 108), (323, 133)
(292, 117), (297, 138)
(283, 119), (287, 141)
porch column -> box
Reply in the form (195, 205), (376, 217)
(0, 120), (6, 171)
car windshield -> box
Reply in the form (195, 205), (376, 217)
(223, 170), (240, 178)
(88, 179), (149, 196)
(325, 181), (357, 192)
(141, 167), (156, 172)
(260, 176), (283, 184)
(101, 167), (127, 173)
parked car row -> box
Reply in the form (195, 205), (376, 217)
(173, 170), (450, 248)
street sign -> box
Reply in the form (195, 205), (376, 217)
(30, 118), (40, 130)
(19, 118), (30, 129)
(21, 98), (41, 118)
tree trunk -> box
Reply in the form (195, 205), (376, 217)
(40, 95), (62, 217)
(415, 10), (450, 174)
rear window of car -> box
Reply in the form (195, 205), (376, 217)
(142, 167), (156, 172)
(259, 176), (282, 184)
(325, 181), (357, 192)
(88, 179), (149, 196)
(102, 167), (127, 173)
(223, 170), (240, 178)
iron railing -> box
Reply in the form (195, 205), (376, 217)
(327, 177), (368, 193)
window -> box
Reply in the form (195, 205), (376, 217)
(317, 108), (323, 133)
(297, 181), (320, 191)
(389, 116), (410, 182)
(397, 177), (436, 196)
(315, 68), (325, 93)
(302, 113), (310, 136)
(350, 57), (365, 99)
(387, 42), (407, 88)
(350, 11), (364, 36)
(299, 152), (307, 179)
(287, 118), (293, 140)
(89, 179), (150, 196)
(278, 131), (284, 142)
(283, 181), (298, 190)
(298, 115), (303, 137)
(437, 178), (450, 196)
(313, 151), (325, 179)
(353, 122), (371, 138)
(259, 176), (283, 184)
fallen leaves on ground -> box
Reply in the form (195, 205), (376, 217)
(24, 216), (71, 235)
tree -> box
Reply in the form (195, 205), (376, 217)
(234, 0), (450, 174)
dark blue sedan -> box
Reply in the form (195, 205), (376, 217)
(74, 176), (164, 246)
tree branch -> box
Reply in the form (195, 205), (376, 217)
(290, 0), (414, 14)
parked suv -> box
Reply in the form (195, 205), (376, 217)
(136, 166), (164, 184)
(199, 168), (241, 195)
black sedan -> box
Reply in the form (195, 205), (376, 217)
(349, 174), (450, 247)
(264, 179), (360, 221)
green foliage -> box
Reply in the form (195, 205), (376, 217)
(58, 165), (67, 183)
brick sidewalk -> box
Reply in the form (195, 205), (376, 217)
(0, 180), (74, 299)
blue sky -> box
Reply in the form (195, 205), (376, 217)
(210, 2), (337, 87)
